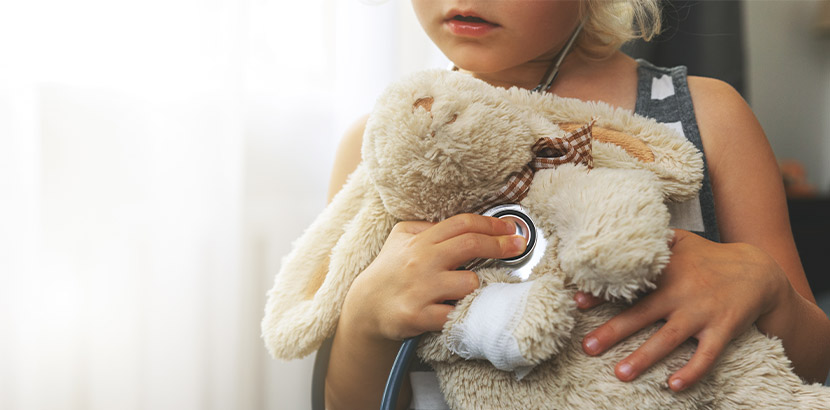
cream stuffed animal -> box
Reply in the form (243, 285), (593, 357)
(262, 69), (830, 409)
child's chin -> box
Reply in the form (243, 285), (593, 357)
(442, 47), (511, 72)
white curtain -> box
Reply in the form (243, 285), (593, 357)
(0, 0), (445, 409)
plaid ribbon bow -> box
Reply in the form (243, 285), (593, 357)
(474, 119), (595, 213)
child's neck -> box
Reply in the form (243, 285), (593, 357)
(468, 59), (563, 91)
(465, 51), (639, 112)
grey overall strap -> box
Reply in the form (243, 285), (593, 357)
(635, 59), (720, 243)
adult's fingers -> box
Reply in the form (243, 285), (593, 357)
(613, 318), (699, 382)
(435, 232), (526, 270)
(582, 293), (667, 356)
(421, 213), (517, 244)
(667, 329), (730, 391)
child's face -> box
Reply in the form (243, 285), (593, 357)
(411, 0), (581, 75)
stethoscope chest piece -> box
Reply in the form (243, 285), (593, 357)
(461, 203), (539, 275)
(484, 204), (537, 267)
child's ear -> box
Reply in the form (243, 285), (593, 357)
(261, 164), (397, 360)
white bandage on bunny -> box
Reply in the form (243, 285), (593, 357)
(447, 280), (537, 379)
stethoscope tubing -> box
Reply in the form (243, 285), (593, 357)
(380, 336), (422, 410)
(379, 205), (538, 409)
(379, 19), (584, 408)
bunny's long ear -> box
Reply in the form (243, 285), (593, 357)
(506, 89), (704, 202)
(261, 164), (397, 360)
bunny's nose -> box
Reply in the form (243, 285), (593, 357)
(413, 96), (434, 112)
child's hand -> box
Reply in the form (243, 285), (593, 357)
(341, 214), (526, 342)
(575, 229), (789, 392)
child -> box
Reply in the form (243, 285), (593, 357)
(322, 1), (830, 408)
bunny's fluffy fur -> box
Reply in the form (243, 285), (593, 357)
(262, 70), (830, 409)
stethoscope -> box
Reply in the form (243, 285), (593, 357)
(380, 204), (541, 409)
(379, 20), (585, 410)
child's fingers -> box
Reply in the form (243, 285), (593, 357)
(422, 213), (517, 244)
(433, 270), (481, 302)
(582, 293), (666, 356)
(613, 318), (700, 382)
(415, 303), (454, 334)
(436, 232), (526, 269)
(667, 329), (730, 391)
(392, 220), (436, 235)
(574, 291), (605, 309)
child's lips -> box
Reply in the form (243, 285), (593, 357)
(444, 13), (500, 37)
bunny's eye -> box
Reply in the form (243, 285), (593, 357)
(446, 113), (458, 124)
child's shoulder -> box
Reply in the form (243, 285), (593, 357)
(687, 75), (743, 106)
(686, 73), (775, 210)
(686, 74), (760, 153)
(328, 114), (369, 201)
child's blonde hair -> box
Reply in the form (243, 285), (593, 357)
(578, 0), (662, 57)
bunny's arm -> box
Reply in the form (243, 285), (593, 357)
(526, 164), (673, 301)
(261, 164), (397, 359)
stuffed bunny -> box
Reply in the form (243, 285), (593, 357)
(262, 69), (830, 409)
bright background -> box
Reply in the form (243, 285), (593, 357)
(0, 1), (827, 410)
